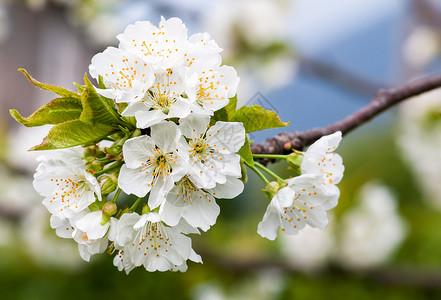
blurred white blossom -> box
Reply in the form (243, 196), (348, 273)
(20, 205), (84, 269)
(280, 216), (335, 272)
(202, 0), (296, 103)
(336, 181), (407, 269)
(403, 26), (439, 69)
(397, 89), (441, 210)
(193, 270), (285, 300)
(8, 126), (48, 172)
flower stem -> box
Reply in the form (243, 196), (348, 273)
(252, 154), (288, 160)
(94, 161), (124, 177)
(129, 197), (143, 213)
(255, 161), (285, 182)
(111, 188), (122, 203)
(248, 164), (270, 185)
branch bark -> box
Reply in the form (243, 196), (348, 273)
(251, 73), (441, 155)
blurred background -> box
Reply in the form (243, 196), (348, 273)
(2, 0), (441, 299)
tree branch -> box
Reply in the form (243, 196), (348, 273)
(251, 73), (441, 155)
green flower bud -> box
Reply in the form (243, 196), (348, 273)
(86, 160), (104, 172)
(98, 173), (118, 194)
(287, 152), (303, 174)
(266, 181), (280, 195)
(104, 145), (122, 156)
(262, 181), (288, 200)
(83, 147), (96, 159)
(88, 201), (103, 212)
(101, 202), (117, 225)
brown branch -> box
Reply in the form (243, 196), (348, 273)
(251, 73), (441, 155)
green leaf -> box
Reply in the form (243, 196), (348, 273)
(226, 95), (238, 115)
(212, 96), (238, 122)
(19, 68), (79, 99)
(80, 74), (121, 125)
(98, 75), (106, 89)
(31, 119), (116, 150)
(237, 135), (254, 166)
(9, 97), (82, 127)
(230, 104), (289, 133)
(73, 82), (85, 94)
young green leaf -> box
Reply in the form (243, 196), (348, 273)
(230, 104), (289, 133)
(9, 97), (82, 127)
(18, 68), (80, 99)
(212, 96), (238, 122)
(73, 82), (86, 94)
(31, 119), (116, 150)
(80, 74), (121, 126)
(237, 135), (254, 166)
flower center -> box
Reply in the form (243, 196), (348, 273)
(189, 138), (209, 158)
(142, 83), (178, 114)
(141, 148), (177, 185)
(196, 83), (214, 104)
(133, 221), (172, 253)
(49, 177), (84, 210)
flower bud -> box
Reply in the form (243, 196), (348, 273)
(287, 152), (303, 174)
(104, 145), (122, 156)
(98, 173), (118, 194)
(266, 181), (280, 195)
(83, 147), (96, 159)
(101, 202), (117, 225)
(86, 160), (104, 172)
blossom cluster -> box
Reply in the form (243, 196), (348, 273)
(257, 132), (344, 240)
(32, 17), (245, 273)
(17, 16), (345, 274)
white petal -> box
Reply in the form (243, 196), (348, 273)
(122, 135), (156, 169)
(150, 122), (180, 153)
(209, 177), (244, 199)
(75, 211), (109, 240)
(118, 165), (153, 197)
(257, 204), (281, 240)
(206, 122), (245, 153)
(115, 213), (140, 247)
(179, 113), (210, 139)
(135, 109), (167, 129)
(50, 215), (74, 239)
(167, 98), (192, 119)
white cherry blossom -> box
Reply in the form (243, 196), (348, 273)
(113, 249), (136, 274)
(33, 148), (101, 219)
(179, 114), (245, 189)
(50, 214), (75, 239)
(258, 174), (336, 240)
(89, 46), (155, 103)
(160, 175), (244, 231)
(301, 131), (344, 197)
(121, 69), (194, 128)
(72, 210), (111, 262)
(110, 212), (201, 272)
(117, 17), (190, 71)
(186, 32), (223, 65)
(185, 58), (239, 113)
(118, 122), (187, 209)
